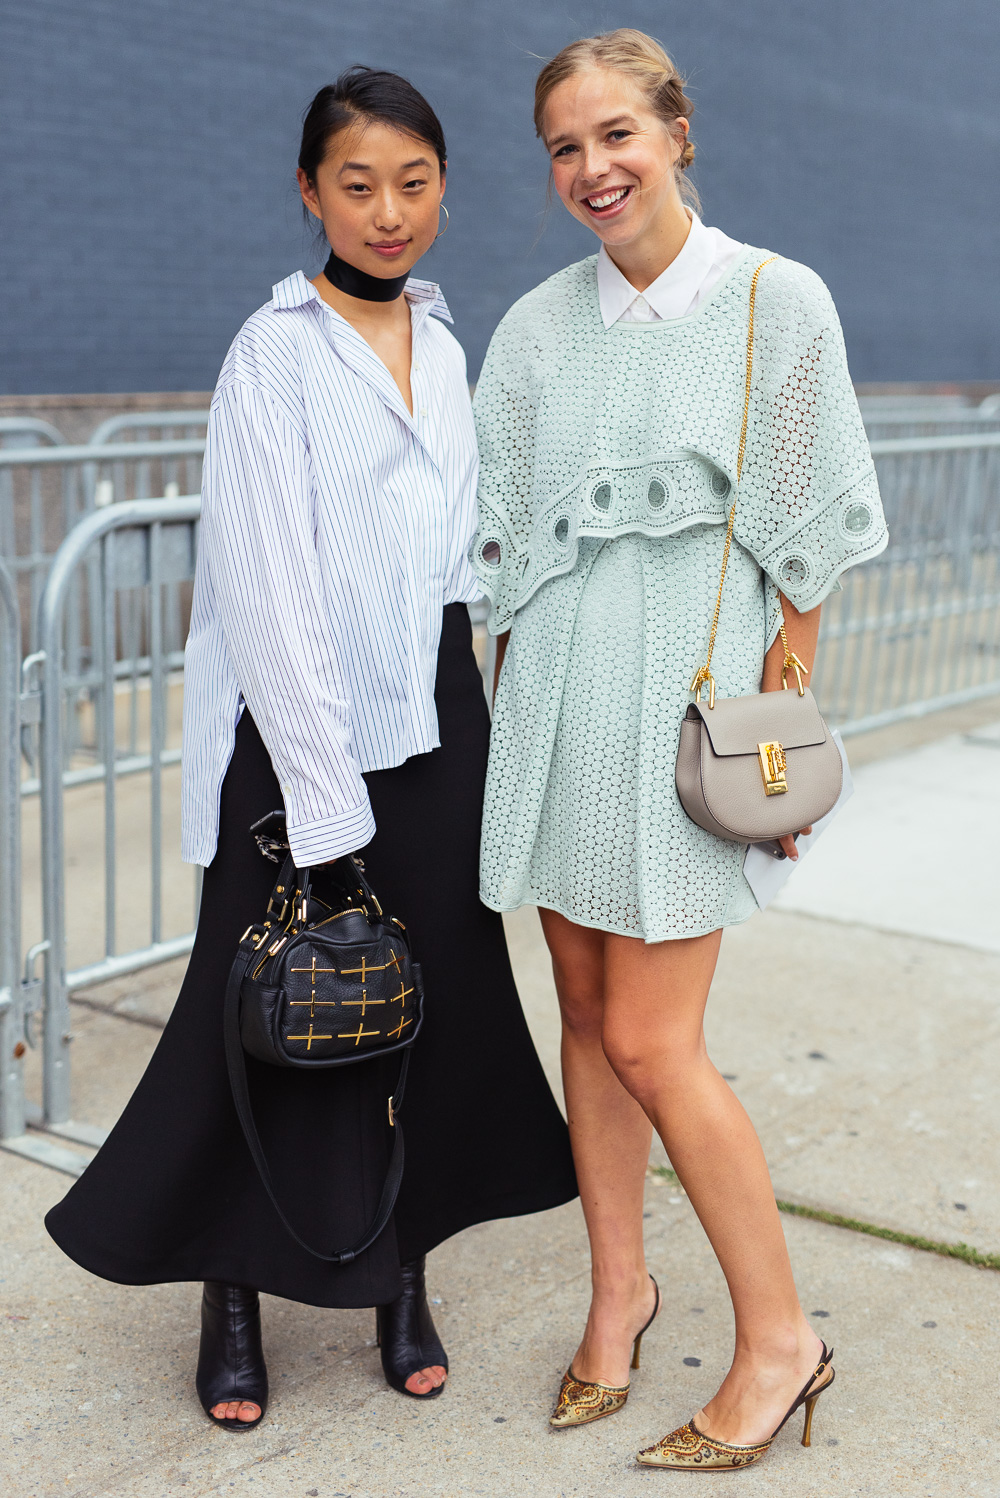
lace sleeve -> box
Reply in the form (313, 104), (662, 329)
(470, 314), (540, 634)
(735, 260), (887, 613)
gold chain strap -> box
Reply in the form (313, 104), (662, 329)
(689, 256), (807, 707)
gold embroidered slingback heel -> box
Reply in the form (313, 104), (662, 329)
(550, 1276), (661, 1429)
(636, 1343), (835, 1470)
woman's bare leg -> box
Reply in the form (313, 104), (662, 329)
(601, 929), (823, 1444)
(539, 909), (658, 1386)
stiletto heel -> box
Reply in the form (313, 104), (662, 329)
(195, 1281), (268, 1432)
(637, 1343), (835, 1470)
(801, 1387), (822, 1447)
(375, 1255), (448, 1399)
(631, 1302), (654, 1370)
(550, 1275), (660, 1429)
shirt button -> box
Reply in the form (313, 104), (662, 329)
(413, 362), (421, 373)
(282, 783), (291, 793)
(420, 407), (427, 418)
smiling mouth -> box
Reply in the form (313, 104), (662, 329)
(582, 185), (634, 215)
(369, 240), (409, 256)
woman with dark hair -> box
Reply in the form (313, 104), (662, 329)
(45, 66), (576, 1429)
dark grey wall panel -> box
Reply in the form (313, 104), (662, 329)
(1, 0), (998, 392)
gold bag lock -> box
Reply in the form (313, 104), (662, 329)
(757, 740), (788, 795)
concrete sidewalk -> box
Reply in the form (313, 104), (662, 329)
(775, 724), (1000, 953)
(3, 718), (1000, 1496)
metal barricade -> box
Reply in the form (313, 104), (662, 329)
(0, 435), (205, 654)
(0, 558), (23, 1139)
(87, 411), (210, 446)
(85, 414), (208, 524)
(0, 420), (67, 644)
(858, 394), (969, 417)
(0, 557), (87, 1172)
(1, 427), (997, 1174)
(0, 437), (206, 778)
(860, 393), (1000, 442)
(0, 416), (66, 448)
(814, 432), (1000, 734)
(863, 413), (1000, 442)
(25, 497), (201, 1157)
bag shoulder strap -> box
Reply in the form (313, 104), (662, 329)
(690, 256), (806, 710)
(223, 938), (409, 1264)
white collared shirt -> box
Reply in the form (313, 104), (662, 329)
(597, 213), (745, 327)
(181, 271), (481, 869)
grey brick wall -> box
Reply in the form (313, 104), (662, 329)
(1, 0), (998, 392)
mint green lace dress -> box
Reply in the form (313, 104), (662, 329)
(470, 249), (886, 941)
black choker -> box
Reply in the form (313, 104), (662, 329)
(322, 248), (408, 302)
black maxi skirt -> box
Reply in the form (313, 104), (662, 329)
(45, 606), (577, 1308)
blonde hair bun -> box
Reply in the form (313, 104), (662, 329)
(534, 28), (697, 204)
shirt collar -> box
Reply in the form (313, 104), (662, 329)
(596, 213), (716, 328)
(401, 276), (453, 324)
(272, 270), (453, 324)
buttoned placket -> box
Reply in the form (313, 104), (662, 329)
(410, 341), (429, 429)
(310, 293), (446, 757)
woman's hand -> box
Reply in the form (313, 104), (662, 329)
(777, 827), (811, 862)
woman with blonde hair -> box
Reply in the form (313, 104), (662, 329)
(471, 28), (886, 1471)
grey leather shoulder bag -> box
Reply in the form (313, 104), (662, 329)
(674, 257), (843, 844)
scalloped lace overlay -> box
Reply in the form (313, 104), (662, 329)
(471, 249), (885, 632)
(472, 250), (886, 940)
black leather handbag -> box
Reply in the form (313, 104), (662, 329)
(223, 817), (424, 1263)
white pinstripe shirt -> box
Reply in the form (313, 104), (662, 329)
(181, 271), (481, 869)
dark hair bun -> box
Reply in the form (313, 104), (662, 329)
(299, 65), (447, 182)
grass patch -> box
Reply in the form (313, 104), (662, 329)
(774, 1201), (1000, 1271)
(647, 1165), (1000, 1272)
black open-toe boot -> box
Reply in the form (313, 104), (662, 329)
(375, 1255), (449, 1399)
(195, 1281), (269, 1430)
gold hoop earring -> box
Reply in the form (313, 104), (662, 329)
(435, 203), (449, 240)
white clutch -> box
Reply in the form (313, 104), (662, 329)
(742, 730), (854, 911)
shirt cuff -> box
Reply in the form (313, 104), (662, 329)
(287, 801), (376, 869)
